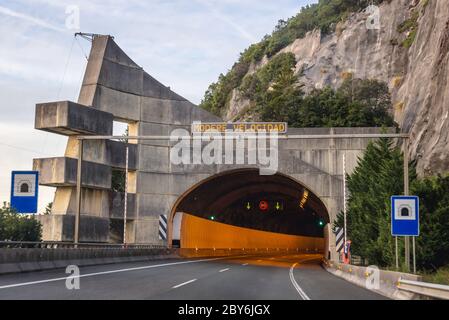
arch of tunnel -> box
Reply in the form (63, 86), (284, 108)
(33, 35), (389, 260)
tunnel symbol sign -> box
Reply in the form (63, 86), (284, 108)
(10, 171), (39, 214)
(391, 196), (419, 236)
(400, 205), (411, 217)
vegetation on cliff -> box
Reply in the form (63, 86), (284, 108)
(200, 0), (386, 118)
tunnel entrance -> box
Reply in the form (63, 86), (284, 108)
(169, 169), (330, 251)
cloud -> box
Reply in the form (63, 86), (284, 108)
(193, 0), (258, 42)
(0, 5), (66, 33)
(0, 0), (316, 208)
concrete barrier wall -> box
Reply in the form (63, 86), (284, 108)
(0, 247), (178, 275)
(323, 260), (422, 300)
(0, 247), (302, 275)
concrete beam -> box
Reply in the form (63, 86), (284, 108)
(109, 191), (137, 219)
(33, 157), (111, 189)
(64, 138), (138, 170)
(37, 214), (109, 242)
(35, 101), (113, 136)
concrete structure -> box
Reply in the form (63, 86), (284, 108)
(33, 35), (389, 255)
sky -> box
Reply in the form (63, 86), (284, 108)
(0, 0), (316, 212)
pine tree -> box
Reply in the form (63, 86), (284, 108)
(336, 137), (449, 271)
(412, 175), (449, 270)
(336, 138), (415, 267)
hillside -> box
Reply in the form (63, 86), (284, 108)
(200, 0), (449, 176)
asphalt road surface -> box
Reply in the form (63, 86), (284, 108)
(0, 254), (387, 300)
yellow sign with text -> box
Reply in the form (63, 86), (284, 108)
(191, 122), (287, 134)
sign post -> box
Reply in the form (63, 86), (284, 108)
(10, 171), (39, 214)
(403, 142), (410, 271)
(391, 195), (419, 273)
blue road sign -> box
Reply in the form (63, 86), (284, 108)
(391, 196), (419, 236)
(10, 171), (39, 214)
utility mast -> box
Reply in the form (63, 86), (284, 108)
(74, 32), (113, 42)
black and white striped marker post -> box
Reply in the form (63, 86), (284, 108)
(335, 227), (344, 253)
(159, 214), (168, 240)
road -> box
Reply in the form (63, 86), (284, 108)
(0, 254), (386, 300)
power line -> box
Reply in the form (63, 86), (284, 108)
(0, 142), (52, 156)
(57, 37), (76, 100)
(75, 35), (89, 61)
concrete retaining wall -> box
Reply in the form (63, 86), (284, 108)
(0, 247), (310, 275)
(323, 260), (422, 300)
(0, 247), (178, 275)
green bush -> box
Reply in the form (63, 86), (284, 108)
(397, 10), (419, 48)
(0, 202), (42, 241)
(423, 266), (449, 285)
(258, 77), (396, 128)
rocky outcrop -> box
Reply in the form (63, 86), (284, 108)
(225, 0), (449, 175)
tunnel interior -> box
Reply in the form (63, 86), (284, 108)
(171, 169), (329, 248)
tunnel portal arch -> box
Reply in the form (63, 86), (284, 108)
(168, 168), (330, 251)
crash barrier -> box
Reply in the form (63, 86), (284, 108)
(323, 260), (448, 300)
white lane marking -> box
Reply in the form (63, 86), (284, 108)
(0, 256), (240, 290)
(172, 279), (197, 289)
(289, 263), (311, 300)
(219, 268), (230, 273)
(242, 263), (249, 266)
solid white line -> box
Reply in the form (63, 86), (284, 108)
(289, 263), (311, 300)
(0, 257), (234, 290)
(219, 268), (230, 273)
(172, 279), (197, 289)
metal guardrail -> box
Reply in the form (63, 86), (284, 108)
(398, 278), (449, 300)
(0, 241), (167, 249)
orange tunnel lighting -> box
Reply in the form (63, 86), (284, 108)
(180, 213), (325, 250)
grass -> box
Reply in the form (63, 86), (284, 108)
(422, 266), (449, 286)
(402, 29), (418, 48)
(397, 10), (419, 48)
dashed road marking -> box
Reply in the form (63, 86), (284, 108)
(0, 257), (239, 290)
(172, 279), (197, 289)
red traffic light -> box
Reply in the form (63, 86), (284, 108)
(259, 200), (269, 211)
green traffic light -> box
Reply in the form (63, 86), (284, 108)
(210, 216), (215, 220)
(318, 220), (324, 227)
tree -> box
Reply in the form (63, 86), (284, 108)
(43, 202), (52, 215)
(335, 138), (415, 267)
(259, 77), (396, 128)
(412, 175), (449, 270)
(0, 202), (42, 241)
(200, 0), (388, 116)
(336, 138), (449, 271)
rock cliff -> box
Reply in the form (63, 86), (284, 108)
(221, 0), (449, 175)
